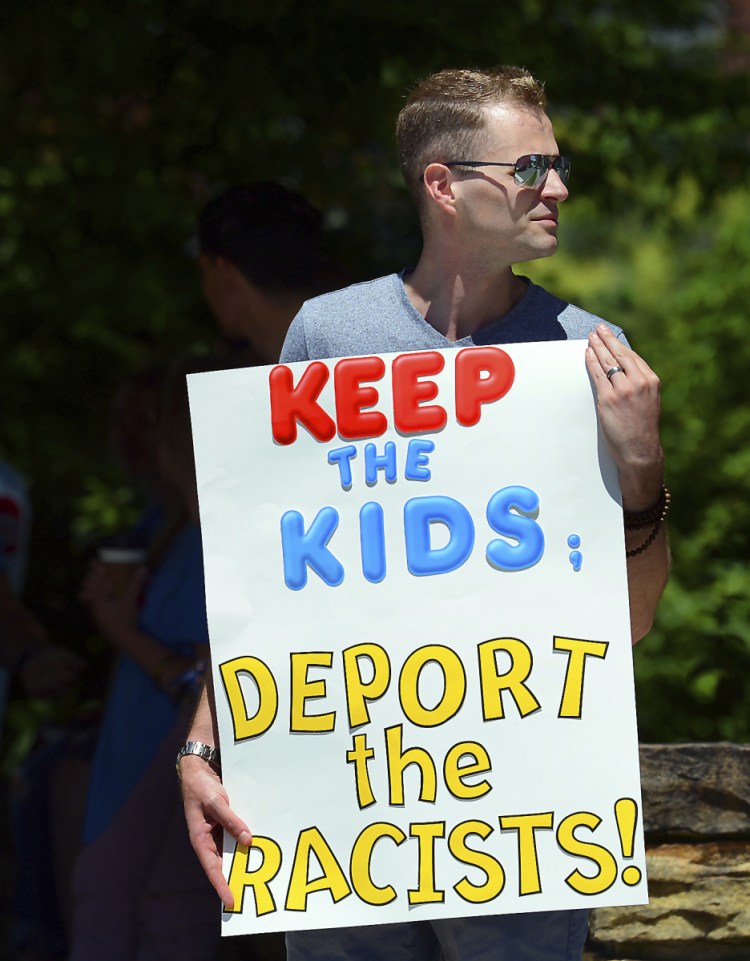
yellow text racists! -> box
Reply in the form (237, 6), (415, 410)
(225, 803), (640, 917)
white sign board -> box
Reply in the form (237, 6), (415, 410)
(188, 341), (647, 937)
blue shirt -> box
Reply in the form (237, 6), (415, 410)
(83, 523), (208, 842)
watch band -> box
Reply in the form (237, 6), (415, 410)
(176, 740), (221, 774)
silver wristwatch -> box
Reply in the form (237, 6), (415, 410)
(176, 740), (221, 774)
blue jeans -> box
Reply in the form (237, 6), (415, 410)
(286, 910), (589, 961)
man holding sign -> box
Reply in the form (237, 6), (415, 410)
(180, 66), (669, 961)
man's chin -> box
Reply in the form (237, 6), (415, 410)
(518, 238), (559, 264)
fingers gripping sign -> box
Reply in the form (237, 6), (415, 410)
(586, 324), (663, 508)
(180, 752), (253, 910)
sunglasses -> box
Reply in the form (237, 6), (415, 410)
(443, 154), (571, 188)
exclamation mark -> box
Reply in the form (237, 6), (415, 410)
(614, 798), (642, 886)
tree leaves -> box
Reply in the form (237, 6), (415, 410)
(1, 0), (748, 741)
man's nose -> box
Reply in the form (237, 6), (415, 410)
(541, 168), (569, 202)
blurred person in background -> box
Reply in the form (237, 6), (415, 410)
(7, 362), (172, 961)
(197, 181), (350, 363)
(68, 352), (238, 961)
(0, 459), (83, 707)
(1, 459), (83, 961)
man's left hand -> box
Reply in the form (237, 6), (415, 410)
(586, 323), (664, 510)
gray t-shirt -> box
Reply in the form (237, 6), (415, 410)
(281, 272), (626, 362)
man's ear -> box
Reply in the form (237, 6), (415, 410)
(422, 163), (458, 216)
(212, 256), (247, 293)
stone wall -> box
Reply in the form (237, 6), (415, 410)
(585, 743), (750, 961)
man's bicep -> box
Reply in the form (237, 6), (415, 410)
(279, 310), (311, 363)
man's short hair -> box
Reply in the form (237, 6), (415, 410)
(198, 183), (324, 293)
(396, 66), (547, 200)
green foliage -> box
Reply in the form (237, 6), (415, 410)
(0, 1), (748, 749)
(71, 475), (144, 547)
(526, 183), (750, 742)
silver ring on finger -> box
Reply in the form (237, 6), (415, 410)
(606, 365), (625, 380)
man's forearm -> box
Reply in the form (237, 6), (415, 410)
(626, 522), (670, 643)
(617, 451), (670, 643)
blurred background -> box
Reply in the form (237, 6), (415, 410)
(1, 0), (749, 771)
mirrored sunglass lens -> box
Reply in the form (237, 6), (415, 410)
(515, 156), (570, 187)
(514, 158), (542, 187)
(556, 158), (571, 184)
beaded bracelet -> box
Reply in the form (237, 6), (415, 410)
(624, 485), (671, 557)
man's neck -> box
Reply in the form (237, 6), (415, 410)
(403, 252), (527, 341)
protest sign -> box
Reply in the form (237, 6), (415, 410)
(187, 340), (647, 936)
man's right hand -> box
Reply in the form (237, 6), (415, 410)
(179, 753), (252, 910)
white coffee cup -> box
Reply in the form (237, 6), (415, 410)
(97, 546), (146, 595)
